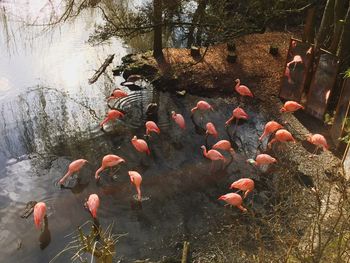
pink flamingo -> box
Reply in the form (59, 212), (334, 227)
(201, 145), (226, 169)
(128, 171), (142, 201)
(234, 79), (253, 97)
(100, 110), (125, 127)
(259, 121), (283, 141)
(59, 159), (88, 185)
(86, 194), (100, 219)
(191, 100), (213, 114)
(225, 107), (249, 126)
(131, 136), (150, 155)
(247, 154), (277, 166)
(107, 89), (128, 101)
(287, 55), (303, 68)
(230, 178), (254, 199)
(268, 129), (296, 148)
(34, 202), (47, 229)
(145, 121), (160, 136)
(280, 101), (304, 113)
(212, 140), (235, 156)
(171, 111), (186, 129)
(95, 154), (126, 180)
(206, 122), (218, 138)
(218, 193), (247, 212)
(306, 134), (328, 154)
(284, 66), (293, 84)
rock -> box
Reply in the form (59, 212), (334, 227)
(112, 66), (123, 76)
(121, 53), (137, 64)
(227, 52), (237, 63)
(176, 90), (186, 96)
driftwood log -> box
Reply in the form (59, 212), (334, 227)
(88, 54), (115, 84)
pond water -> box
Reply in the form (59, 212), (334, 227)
(0, 2), (271, 262)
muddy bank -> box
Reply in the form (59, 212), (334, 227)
(118, 32), (292, 96)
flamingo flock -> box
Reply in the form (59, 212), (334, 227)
(33, 80), (329, 233)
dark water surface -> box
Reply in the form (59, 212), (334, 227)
(0, 2), (270, 262)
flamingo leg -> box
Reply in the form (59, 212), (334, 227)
(232, 118), (239, 136)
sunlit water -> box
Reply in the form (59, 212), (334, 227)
(0, 2), (272, 262)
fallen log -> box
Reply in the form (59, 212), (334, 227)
(88, 54), (115, 84)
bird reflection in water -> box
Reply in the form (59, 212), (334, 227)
(39, 216), (51, 250)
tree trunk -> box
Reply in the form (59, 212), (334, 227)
(329, 0), (348, 53)
(316, 0), (335, 49)
(187, 0), (208, 48)
(303, 5), (317, 43)
(337, 1), (350, 67)
(153, 0), (164, 60)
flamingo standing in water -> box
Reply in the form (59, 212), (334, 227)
(230, 178), (255, 199)
(145, 121), (160, 136)
(247, 154), (277, 166)
(171, 111), (186, 129)
(59, 159), (88, 185)
(107, 89), (128, 101)
(128, 171), (142, 201)
(95, 154), (126, 180)
(306, 133), (328, 155)
(218, 193), (247, 212)
(280, 101), (304, 113)
(191, 100), (213, 114)
(86, 194), (100, 219)
(259, 121), (283, 141)
(234, 79), (253, 97)
(201, 145), (226, 170)
(131, 136), (150, 155)
(34, 202), (47, 229)
(206, 122), (218, 138)
(268, 129), (296, 148)
(100, 110), (125, 127)
(225, 107), (249, 126)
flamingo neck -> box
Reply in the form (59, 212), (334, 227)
(235, 79), (240, 89)
(202, 147), (208, 157)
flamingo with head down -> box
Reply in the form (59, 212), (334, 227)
(59, 159), (88, 185)
(230, 178), (255, 199)
(128, 171), (143, 201)
(218, 193), (247, 212)
(34, 202), (47, 229)
(95, 154), (126, 180)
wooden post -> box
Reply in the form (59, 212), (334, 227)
(190, 46), (201, 57)
(181, 241), (190, 263)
